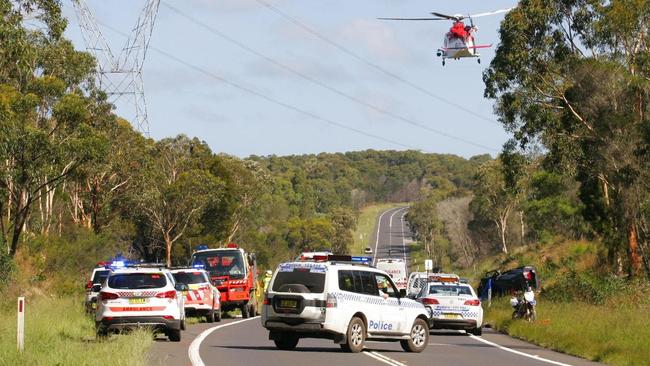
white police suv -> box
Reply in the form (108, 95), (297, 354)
(95, 265), (188, 341)
(261, 255), (430, 353)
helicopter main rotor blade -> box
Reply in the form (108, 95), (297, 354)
(469, 8), (514, 18)
(378, 17), (446, 21)
(430, 12), (462, 20)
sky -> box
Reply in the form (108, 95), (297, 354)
(60, 0), (518, 159)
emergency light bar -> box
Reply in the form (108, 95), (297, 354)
(428, 273), (460, 283)
(195, 244), (209, 251)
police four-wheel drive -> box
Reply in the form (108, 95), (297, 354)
(261, 255), (430, 353)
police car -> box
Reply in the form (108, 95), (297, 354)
(170, 268), (221, 322)
(261, 255), (430, 353)
(416, 273), (483, 335)
(95, 265), (188, 341)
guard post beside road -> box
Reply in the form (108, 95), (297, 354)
(17, 296), (25, 352)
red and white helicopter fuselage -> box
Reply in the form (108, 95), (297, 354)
(437, 21), (492, 65)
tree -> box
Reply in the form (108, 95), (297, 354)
(470, 160), (518, 254)
(484, 0), (650, 276)
(0, 1), (109, 255)
(135, 136), (223, 266)
(407, 191), (446, 264)
(329, 207), (357, 254)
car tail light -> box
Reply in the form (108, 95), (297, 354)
(99, 292), (119, 301)
(155, 290), (177, 299)
(163, 315), (174, 320)
(464, 299), (481, 306)
(326, 293), (337, 308)
(524, 270), (532, 280)
(86, 281), (93, 289)
(263, 294), (270, 305)
(421, 298), (439, 305)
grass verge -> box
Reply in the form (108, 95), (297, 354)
(351, 203), (404, 255)
(484, 297), (650, 366)
(0, 296), (153, 366)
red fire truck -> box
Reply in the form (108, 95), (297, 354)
(190, 244), (258, 318)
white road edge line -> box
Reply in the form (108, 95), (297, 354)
(188, 316), (260, 366)
(363, 350), (407, 366)
(468, 334), (574, 366)
(373, 208), (395, 265)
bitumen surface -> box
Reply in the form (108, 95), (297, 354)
(149, 206), (605, 366)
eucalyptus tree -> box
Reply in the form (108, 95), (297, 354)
(0, 0), (110, 255)
(484, 0), (650, 276)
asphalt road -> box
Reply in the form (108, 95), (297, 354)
(150, 206), (605, 366)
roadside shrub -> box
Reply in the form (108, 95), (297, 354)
(543, 269), (626, 305)
(0, 249), (15, 288)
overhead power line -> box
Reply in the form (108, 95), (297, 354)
(97, 22), (421, 151)
(161, 1), (497, 152)
(254, 0), (501, 127)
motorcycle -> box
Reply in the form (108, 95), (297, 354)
(510, 288), (536, 321)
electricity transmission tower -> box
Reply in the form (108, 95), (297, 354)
(71, 0), (160, 136)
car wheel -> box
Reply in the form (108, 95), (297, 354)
(343, 317), (366, 353)
(168, 329), (181, 342)
(180, 318), (186, 330)
(273, 333), (299, 350)
(241, 303), (250, 318)
(470, 326), (483, 336)
(400, 318), (429, 353)
(206, 310), (215, 323)
(215, 309), (222, 322)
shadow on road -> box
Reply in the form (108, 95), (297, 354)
(214, 345), (345, 353)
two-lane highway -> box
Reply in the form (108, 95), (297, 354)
(150, 207), (605, 366)
(372, 206), (410, 265)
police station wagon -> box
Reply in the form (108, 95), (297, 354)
(261, 255), (430, 353)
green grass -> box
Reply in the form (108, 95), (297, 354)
(484, 297), (650, 366)
(0, 296), (153, 366)
(350, 203), (404, 255)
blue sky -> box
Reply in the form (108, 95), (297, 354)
(61, 0), (518, 158)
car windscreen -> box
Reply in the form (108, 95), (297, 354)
(172, 272), (207, 284)
(428, 285), (472, 296)
(92, 270), (110, 284)
(191, 250), (245, 279)
(272, 270), (325, 293)
(108, 273), (167, 289)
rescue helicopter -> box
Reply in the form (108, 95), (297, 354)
(379, 8), (513, 66)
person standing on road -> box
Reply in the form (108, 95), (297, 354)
(263, 270), (273, 292)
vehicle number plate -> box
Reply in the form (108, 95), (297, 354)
(129, 298), (147, 304)
(279, 299), (297, 308)
(443, 313), (461, 319)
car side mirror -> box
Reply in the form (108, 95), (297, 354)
(399, 289), (407, 298)
(175, 283), (189, 292)
(91, 284), (102, 292)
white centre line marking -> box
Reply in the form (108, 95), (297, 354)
(364, 350), (408, 366)
(468, 334), (574, 366)
(188, 316), (260, 366)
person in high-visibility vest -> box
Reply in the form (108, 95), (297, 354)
(263, 270), (273, 292)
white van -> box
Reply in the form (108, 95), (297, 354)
(261, 255), (430, 353)
(375, 258), (408, 290)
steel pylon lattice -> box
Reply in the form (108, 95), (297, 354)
(71, 0), (160, 136)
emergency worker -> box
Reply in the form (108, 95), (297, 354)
(263, 270), (273, 292)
